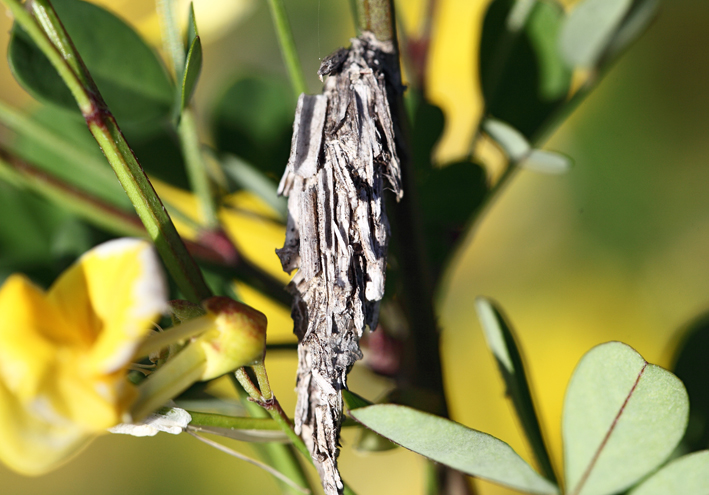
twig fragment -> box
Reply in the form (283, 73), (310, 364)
(277, 31), (402, 495)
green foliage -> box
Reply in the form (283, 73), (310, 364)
(212, 76), (294, 181)
(479, 0), (571, 138)
(563, 342), (688, 495)
(350, 404), (559, 494)
(349, 332), (694, 495)
(629, 451), (709, 495)
(180, 4), (202, 113)
(475, 297), (557, 483)
(9, 0), (173, 126)
(409, 95), (488, 278)
(0, 0), (704, 493)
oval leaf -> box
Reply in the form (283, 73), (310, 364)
(483, 118), (530, 161)
(180, 36), (203, 111)
(563, 342), (689, 495)
(519, 150), (572, 174)
(350, 404), (559, 495)
(559, 0), (634, 69)
(629, 451), (709, 495)
(9, 0), (173, 124)
(475, 297), (557, 483)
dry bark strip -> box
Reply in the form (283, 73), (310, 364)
(277, 32), (403, 495)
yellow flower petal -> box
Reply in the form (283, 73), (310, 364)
(0, 275), (68, 401)
(0, 378), (89, 476)
(48, 238), (168, 375)
(219, 192), (289, 283)
(0, 238), (169, 475)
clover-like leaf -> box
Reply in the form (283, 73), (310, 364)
(8, 0), (173, 125)
(628, 450), (709, 495)
(350, 404), (559, 495)
(563, 342), (689, 495)
(559, 0), (634, 69)
(475, 297), (557, 483)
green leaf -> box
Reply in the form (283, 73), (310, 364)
(342, 390), (397, 452)
(187, 2), (199, 46)
(221, 154), (287, 220)
(9, 105), (130, 208)
(563, 342), (689, 495)
(559, 0), (634, 69)
(212, 76), (294, 181)
(180, 4), (202, 112)
(479, 0), (571, 138)
(418, 160), (487, 280)
(628, 451), (709, 495)
(483, 118), (531, 161)
(180, 37), (202, 111)
(342, 389), (374, 411)
(350, 405), (559, 495)
(519, 150), (572, 174)
(8, 0), (173, 125)
(475, 297), (557, 484)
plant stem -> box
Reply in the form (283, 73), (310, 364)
(266, 0), (307, 97)
(231, 371), (313, 495)
(156, 0), (220, 229)
(360, 4), (476, 494)
(356, 0), (396, 42)
(178, 108), (219, 228)
(234, 369), (358, 495)
(183, 410), (281, 431)
(3, 0), (212, 304)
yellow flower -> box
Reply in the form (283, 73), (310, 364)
(0, 238), (168, 475)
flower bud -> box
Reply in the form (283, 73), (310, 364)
(197, 296), (267, 380)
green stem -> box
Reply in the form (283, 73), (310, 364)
(156, 0), (219, 228)
(358, 4), (475, 495)
(134, 315), (214, 359)
(182, 410), (281, 431)
(132, 344), (207, 421)
(266, 0), (307, 97)
(234, 369), (358, 495)
(356, 0), (396, 42)
(4, 0), (212, 304)
(232, 371), (313, 495)
(178, 108), (219, 227)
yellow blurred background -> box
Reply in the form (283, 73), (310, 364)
(1, 0), (709, 494)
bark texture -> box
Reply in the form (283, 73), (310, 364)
(277, 32), (402, 495)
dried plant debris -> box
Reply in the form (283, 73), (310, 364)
(277, 32), (403, 495)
